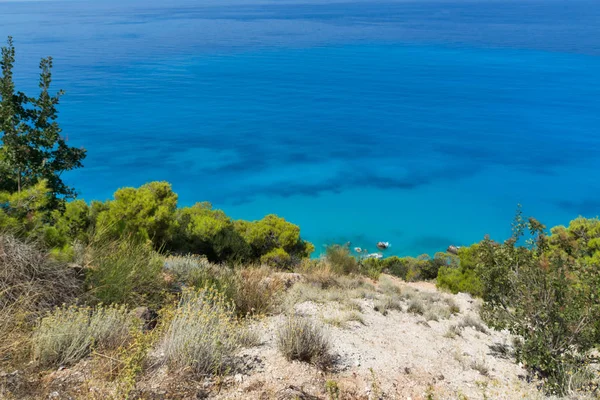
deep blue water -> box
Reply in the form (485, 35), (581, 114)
(1, 0), (600, 256)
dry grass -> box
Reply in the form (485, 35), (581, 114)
(166, 256), (283, 316)
(425, 305), (452, 321)
(277, 316), (334, 369)
(458, 315), (488, 334)
(407, 299), (426, 315)
(32, 304), (133, 367)
(324, 311), (365, 328)
(233, 266), (284, 316)
(470, 358), (489, 376)
(444, 324), (463, 339)
(160, 287), (252, 375)
(374, 296), (403, 316)
(297, 259), (338, 288)
(378, 276), (402, 296)
(0, 234), (82, 360)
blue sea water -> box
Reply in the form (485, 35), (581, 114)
(1, 0), (600, 256)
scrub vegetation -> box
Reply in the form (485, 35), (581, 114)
(1, 37), (599, 399)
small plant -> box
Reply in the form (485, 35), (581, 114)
(444, 324), (462, 339)
(324, 311), (365, 328)
(425, 384), (436, 400)
(369, 368), (382, 399)
(160, 287), (249, 375)
(276, 316), (334, 369)
(233, 266), (283, 316)
(378, 276), (402, 296)
(458, 315), (487, 334)
(470, 358), (489, 376)
(85, 234), (166, 308)
(325, 244), (359, 275)
(325, 379), (340, 400)
(32, 304), (133, 366)
(374, 296), (402, 316)
(407, 299), (425, 315)
(444, 297), (460, 314)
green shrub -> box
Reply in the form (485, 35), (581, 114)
(235, 214), (314, 265)
(160, 288), (250, 375)
(325, 244), (359, 275)
(359, 258), (383, 279)
(95, 181), (178, 245)
(436, 244), (482, 296)
(277, 316), (334, 369)
(436, 266), (483, 297)
(32, 304), (133, 367)
(85, 236), (166, 308)
(477, 211), (600, 395)
(380, 256), (409, 280)
(260, 247), (292, 269)
(173, 202), (251, 263)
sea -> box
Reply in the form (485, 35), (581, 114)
(1, 0), (599, 257)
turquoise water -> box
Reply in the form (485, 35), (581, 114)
(1, 0), (600, 256)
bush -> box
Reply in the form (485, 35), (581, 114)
(374, 296), (403, 315)
(260, 247), (292, 269)
(165, 256), (281, 316)
(0, 234), (82, 313)
(32, 304), (133, 367)
(325, 244), (359, 275)
(277, 316), (334, 369)
(436, 244), (482, 296)
(233, 266), (283, 316)
(95, 181), (178, 246)
(164, 254), (229, 289)
(236, 214), (314, 262)
(379, 256), (409, 280)
(160, 288), (249, 375)
(0, 234), (82, 358)
(85, 235), (166, 308)
(173, 202), (251, 263)
(407, 299), (425, 315)
(477, 211), (600, 394)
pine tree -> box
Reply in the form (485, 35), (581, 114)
(0, 36), (86, 200)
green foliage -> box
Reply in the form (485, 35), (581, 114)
(0, 180), (52, 232)
(96, 181), (178, 245)
(378, 256), (409, 279)
(173, 202), (251, 262)
(325, 244), (359, 275)
(260, 247), (292, 268)
(436, 244), (483, 296)
(0, 37), (86, 199)
(325, 380), (340, 400)
(236, 214), (314, 265)
(477, 210), (600, 395)
(85, 235), (167, 308)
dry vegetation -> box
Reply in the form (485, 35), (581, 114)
(1, 233), (598, 399)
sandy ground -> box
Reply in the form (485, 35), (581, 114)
(6, 275), (553, 400)
(207, 276), (543, 400)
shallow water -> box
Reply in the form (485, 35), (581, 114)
(1, 0), (599, 256)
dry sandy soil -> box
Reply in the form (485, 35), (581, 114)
(3, 274), (557, 400)
(140, 275), (545, 400)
